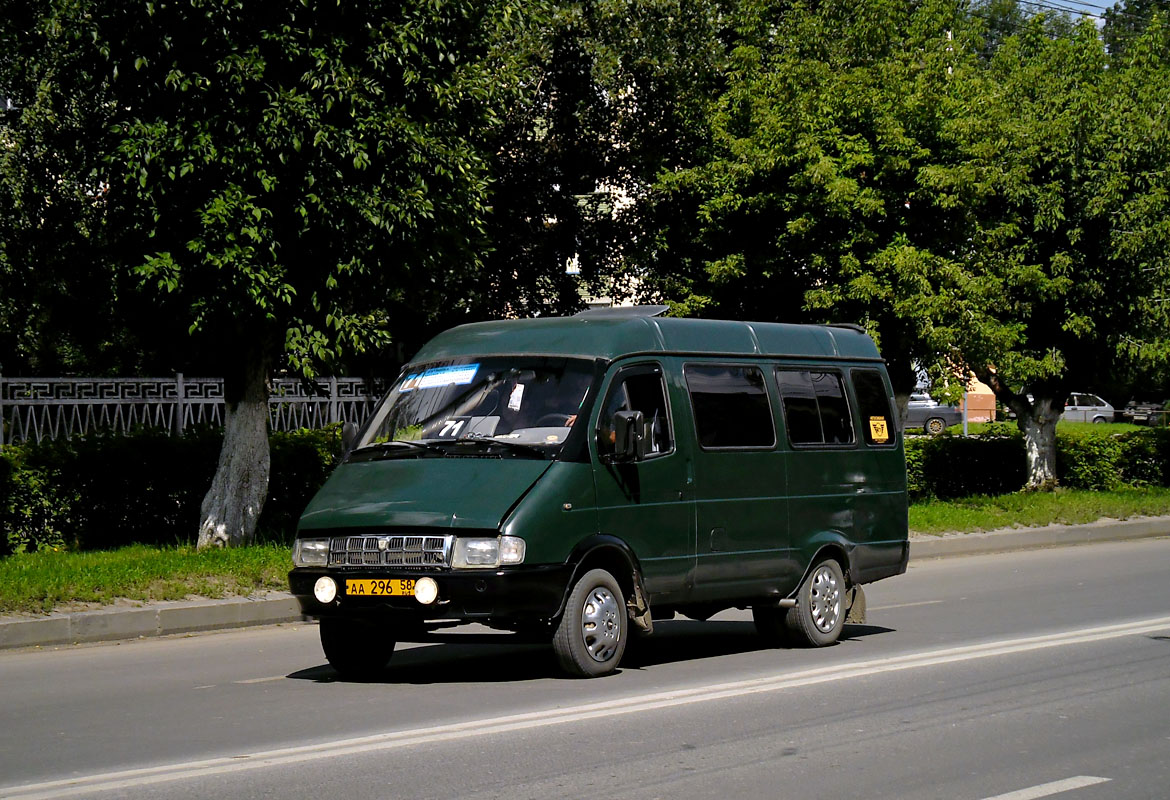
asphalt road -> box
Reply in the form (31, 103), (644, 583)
(3, 539), (1169, 800)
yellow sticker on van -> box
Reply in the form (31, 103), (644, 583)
(869, 416), (889, 443)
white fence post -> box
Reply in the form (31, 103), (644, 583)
(174, 372), (186, 436)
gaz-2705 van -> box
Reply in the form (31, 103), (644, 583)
(289, 307), (909, 678)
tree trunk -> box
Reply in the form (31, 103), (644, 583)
(884, 355), (916, 431)
(197, 354), (270, 548)
(974, 368), (1063, 492)
(1017, 401), (1060, 491)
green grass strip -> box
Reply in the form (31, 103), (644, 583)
(3, 488), (1170, 615)
(909, 487), (1170, 535)
(0, 544), (292, 615)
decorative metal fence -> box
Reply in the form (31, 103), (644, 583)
(0, 375), (386, 447)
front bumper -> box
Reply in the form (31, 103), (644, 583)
(289, 564), (574, 624)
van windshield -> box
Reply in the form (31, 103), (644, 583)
(351, 357), (596, 461)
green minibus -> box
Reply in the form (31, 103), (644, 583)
(289, 307), (908, 678)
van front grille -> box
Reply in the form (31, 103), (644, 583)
(329, 534), (453, 568)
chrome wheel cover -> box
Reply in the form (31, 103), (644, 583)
(808, 565), (842, 633)
(580, 586), (622, 662)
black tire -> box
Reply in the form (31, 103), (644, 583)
(553, 568), (627, 677)
(319, 617), (396, 680)
(752, 605), (792, 647)
(925, 417), (946, 435)
(786, 558), (846, 648)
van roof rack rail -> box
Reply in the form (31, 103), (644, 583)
(574, 305), (670, 318)
(827, 323), (866, 334)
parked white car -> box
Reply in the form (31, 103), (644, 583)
(1063, 393), (1114, 423)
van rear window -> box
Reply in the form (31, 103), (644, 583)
(684, 365), (776, 449)
(776, 370), (855, 446)
(851, 369), (896, 446)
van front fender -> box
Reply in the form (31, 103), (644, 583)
(558, 535), (652, 632)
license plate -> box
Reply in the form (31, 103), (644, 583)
(346, 579), (416, 596)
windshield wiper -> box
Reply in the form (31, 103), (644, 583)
(455, 434), (550, 457)
(354, 440), (447, 457)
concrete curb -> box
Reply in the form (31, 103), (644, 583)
(909, 516), (1170, 560)
(0, 594), (304, 651)
(2, 517), (1168, 651)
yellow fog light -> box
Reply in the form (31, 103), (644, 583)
(313, 576), (338, 604)
(414, 577), (439, 605)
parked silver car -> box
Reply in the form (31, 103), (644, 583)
(1062, 393), (1113, 423)
(905, 393), (962, 435)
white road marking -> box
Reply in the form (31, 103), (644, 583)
(233, 675), (285, 685)
(4, 616), (1168, 800)
(868, 600), (946, 611)
(980, 775), (1111, 800)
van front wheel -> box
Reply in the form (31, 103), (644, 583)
(787, 558), (846, 647)
(320, 617), (396, 680)
(553, 568), (627, 677)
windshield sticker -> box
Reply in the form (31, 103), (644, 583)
(402, 364), (480, 391)
(869, 416), (890, 443)
(508, 384), (525, 412)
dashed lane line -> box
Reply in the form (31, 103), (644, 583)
(980, 775), (1111, 800)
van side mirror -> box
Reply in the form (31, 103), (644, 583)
(340, 421), (359, 451)
(612, 410), (646, 462)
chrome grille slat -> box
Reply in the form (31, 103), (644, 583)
(328, 534), (453, 568)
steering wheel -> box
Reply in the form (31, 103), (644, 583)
(534, 413), (573, 427)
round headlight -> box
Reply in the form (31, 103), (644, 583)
(313, 576), (338, 604)
(414, 577), (439, 605)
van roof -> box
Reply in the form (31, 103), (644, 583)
(412, 311), (882, 364)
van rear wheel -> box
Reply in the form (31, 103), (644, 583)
(786, 558), (846, 647)
(553, 568), (627, 677)
(319, 617), (396, 680)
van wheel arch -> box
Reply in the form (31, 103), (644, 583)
(560, 535), (647, 629)
(792, 542), (854, 596)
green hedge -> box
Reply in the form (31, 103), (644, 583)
(1, 426), (341, 556)
(5, 424), (1169, 555)
(906, 426), (1170, 500)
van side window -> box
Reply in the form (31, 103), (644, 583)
(851, 369), (896, 446)
(684, 365), (776, 449)
(597, 367), (673, 458)
(776, 369), (855, 446)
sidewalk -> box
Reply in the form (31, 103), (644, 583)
(2, 516), (1167, 651)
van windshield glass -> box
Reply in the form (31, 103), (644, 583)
(352, 357), (595, 460)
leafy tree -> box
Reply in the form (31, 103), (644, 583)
(1104, 0), (1170, 56)
(466, 0), (729, 319)
(633, 0), (1169, 489)
(0, 0), (185, 376)
(926, 16), (1170, 488)
(637, 0), (978, 406)
(5, 0), (538, 546)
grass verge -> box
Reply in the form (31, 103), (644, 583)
(2, 487), (1169, 615)
(0, 543), (292, 615)
(909, 487), (1170, 535)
